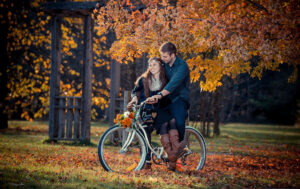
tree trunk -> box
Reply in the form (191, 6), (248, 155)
(227, 79), (238, 122)
(201, 93), (208, 135)
(206, 121), (210, 136)
(202, 120), (206, 136)
(213, 88), (221, 136)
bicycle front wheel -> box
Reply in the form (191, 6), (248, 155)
(98, 125), (147, 172)
(179, 126), (207, 171)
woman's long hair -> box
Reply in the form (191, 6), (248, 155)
(135, 57), (168, 98)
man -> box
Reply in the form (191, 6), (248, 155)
(147, 42), (190, 171)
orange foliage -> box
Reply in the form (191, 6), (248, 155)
(93, 0), (300, 91)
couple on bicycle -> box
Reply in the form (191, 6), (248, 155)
(127, 42), (190, 171)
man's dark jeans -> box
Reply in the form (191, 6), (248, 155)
(169, 98), (189, 141)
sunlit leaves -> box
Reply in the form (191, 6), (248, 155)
(94, 0), (299, 91)
(5, 0), (110, 121)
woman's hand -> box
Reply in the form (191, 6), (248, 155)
(127, 96), (138, 109)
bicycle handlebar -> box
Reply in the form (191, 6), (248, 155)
(130, 97), (158, 110)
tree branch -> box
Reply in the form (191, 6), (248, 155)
(245, 0), (269, 14)
(219, 0), (236, 15)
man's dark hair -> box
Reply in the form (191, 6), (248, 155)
(159, 42), (177, 56)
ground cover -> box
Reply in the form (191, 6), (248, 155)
(0, 121), (299, 188)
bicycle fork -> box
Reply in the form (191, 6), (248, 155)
(119, 128), (165, 162)
(119, 129), (136, 153)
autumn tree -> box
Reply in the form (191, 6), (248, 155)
(1, 0), (111, 126)
(0, 0), (43, 128)
(92, 0), (299, 135)
(93, 0), (299, 92)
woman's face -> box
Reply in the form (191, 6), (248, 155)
(149, 60), (160, 75)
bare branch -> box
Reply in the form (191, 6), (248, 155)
(219, 0), (236, 15)
(245, 0), (269, 14)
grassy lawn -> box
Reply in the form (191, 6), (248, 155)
(0, 121), (299, 188)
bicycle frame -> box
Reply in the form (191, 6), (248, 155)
(98, 101), (207, 172)
(120, 102), (164, 159)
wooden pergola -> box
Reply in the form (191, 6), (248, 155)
(43, 1), (105, 142)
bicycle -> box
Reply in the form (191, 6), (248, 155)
(98, 101), (207, 173)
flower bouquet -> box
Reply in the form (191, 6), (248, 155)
(114, 111), (136, 128)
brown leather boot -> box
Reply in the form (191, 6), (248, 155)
(169, 129), (187, 158)
(160, 134), (177, 171)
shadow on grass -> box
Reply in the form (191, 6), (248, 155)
(0, 167), (135, 189)
(43, 138), (97, 147)
(0, 128), (48, 135)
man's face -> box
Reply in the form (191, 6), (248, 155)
(160, 52), (175, 64)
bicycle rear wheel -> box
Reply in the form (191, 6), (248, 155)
(98, 125), (147, 172)
(178, 126), (206, 171)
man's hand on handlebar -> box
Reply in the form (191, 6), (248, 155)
(146, 96), (158, 104)
(146, 93), (164, 104)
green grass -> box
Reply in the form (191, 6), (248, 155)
(0, 121), (299, 188)
(202, 123), (300, 160)
(220, 123), (300, 144)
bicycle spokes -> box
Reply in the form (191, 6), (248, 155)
(177, 127), (206, 171)
(98, 126), (147, 172)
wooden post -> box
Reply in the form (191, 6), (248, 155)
(109, 74), (116, 127)
(123, 90), (130, 112)
(122, 91), (131, 146)
(49, 15), (62, 139)
(81, 15), (93, 142)
(109, 60), (121, 126)
(74, 97), (81, 139)
(66, 98), (73, 139)
(58, 97), (66, 139)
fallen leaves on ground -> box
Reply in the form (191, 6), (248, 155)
(0, 125), (299, 188)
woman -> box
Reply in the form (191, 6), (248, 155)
(127, 57), (172, 170)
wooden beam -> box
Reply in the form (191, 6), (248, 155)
(43, 1), (104, 11)
(49, 16), (62, 139)
(42, 1), (105, 16)
(81, 15), (93, 142)
(42, 1), (146, 17)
